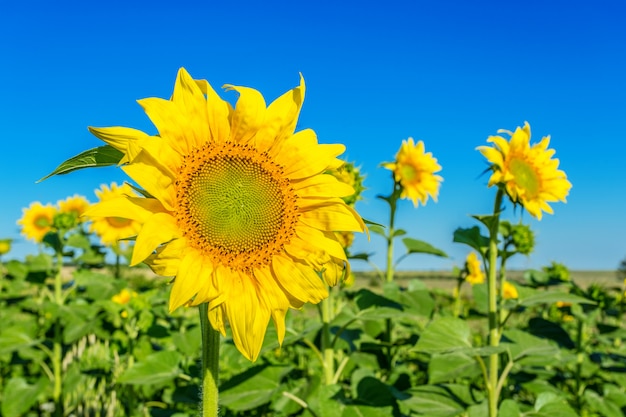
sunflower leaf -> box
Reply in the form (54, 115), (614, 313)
(402, 238), (448, 258)
(37, 145), (124, 182)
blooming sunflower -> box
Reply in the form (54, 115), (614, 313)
(17, 202), (57, 243)
(58, 194), (90, 223)
(85, 68), (366, 361)
(477, 122), (572, 220)
(382, 138), (442, 207)
(502, 281), (519, 300)
(89, 183), (142, 247)
(0, 239), (12, 256)
(465, 252), (485, 285)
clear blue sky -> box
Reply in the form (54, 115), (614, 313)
(2, 0), (625, 272)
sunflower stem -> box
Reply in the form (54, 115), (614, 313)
(486, 189), (503, 417)
(321, 288), (335, 385)
(52, 249), (64, 417)
(199, 303), (220, 417)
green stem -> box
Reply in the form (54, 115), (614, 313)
(53, 250), (64, 417)
(199, 304), (220, 417)
(575, 317), (584, 411)
(321, 288), (335, 385)
(486, 189), (503, 417)
(385, 187), (398, 284)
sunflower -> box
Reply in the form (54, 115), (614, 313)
(17, 202), (57, 243)
(382, 138), (442, 207)
(477, 122), (572, 220)
(85, 68), (366, 361)
(502, 281), (519, 300)
(89, 183), (142, 247)
(0, 239), (12, 256)
(58, 194), (90, 224)
(465, 252), (485, 285)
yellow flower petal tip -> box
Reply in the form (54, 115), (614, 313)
(87, 68), (366, 361)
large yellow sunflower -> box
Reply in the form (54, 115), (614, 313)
(383, 138), (442, 207)
(89, 183), (142, 247)
(85, 68), (366, 361)
(58, 194), (90, 223)
(17, 202), (57, 243)
(478, 122), (572, 220)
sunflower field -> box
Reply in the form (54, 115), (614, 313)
(1, 69), (625, 417)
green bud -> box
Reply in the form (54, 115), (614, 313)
(511, 223), (535, 255)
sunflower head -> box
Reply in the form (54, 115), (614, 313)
(502, 281), (519, 300)
(464, 252), (485, 285)
(382, 138), (442, 207)
(58, 195), (90, 225)
(88, 183), (142, 248)
(327, 160), (366, 206)
(0, 239), (12, 256)
(112, 288), (137, 305)
(17, 202), (57, 243)
(84, 68), (366, 361)
(477, 122), (572, 220)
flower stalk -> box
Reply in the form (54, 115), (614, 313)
(320, 289), (335, 385)
(486, 188), (503, 417)
(199, 303), (220, 417)
(52, 249), (64, 417)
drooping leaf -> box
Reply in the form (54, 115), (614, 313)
(38, 145), (124, 182)
(453, 226), (489, 254)
(402, 238), (448, 258)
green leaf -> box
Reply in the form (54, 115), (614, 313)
(368, 224), (386, 237)
(342, 405), (395, 417)
(472, 214), (499, 233)
(117, 350), (182, 385)
(453, 226), (489, 254)
(65, 233), (92, 250)
(220, 365), (291, 412)
(1, 377), (47, 417)
(498, 399), (522, 417)
(393, 229), (407, 238)
(414, 317), (472, 354)
(400, 384), (469, 417)
(502, 329), (559, 365)
(519, 291), (595, 307)
(38, 145), (124, 182)
(583, 390), (624, 417)
(0, 326), (39, 355)
(429, 352), (480, 384)
(402, 238), (448, 257)
(171, 325), (202, 357)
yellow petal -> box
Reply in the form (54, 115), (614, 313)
(278, 139), (346, 180)
(294, 225), (347, 262)
(170, 68), (210, 151)
(84, 196), (166, 223)
(271, 254), (328, 305)
(299, 201), (365, 233)
(253, 266), (290, 345)
(169, 249), (203, 312)
(132, 212), (180, 265)
(224, 84), (266, 144)
(292, 174), (355, 199)
(255, 75), (305, 153)
(145, 237), (186, 277)
(221, 271), (270, 361)
(88, 126), (149, 164)
(194, 79), (232, 143)
(122, 154), (176, 211)
(208, 304), (227, 336)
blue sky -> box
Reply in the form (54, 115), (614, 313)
(1, 1), (625, 272)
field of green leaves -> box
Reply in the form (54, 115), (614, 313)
(1, 227), (625, 416)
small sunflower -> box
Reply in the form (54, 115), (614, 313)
(17, 202), (57, 243)
(383, 138), (442, 207)
(465, 252), (485, 285)
(502, 281), (519, 300)
(478, 122), (572, 220)
(85, 68), (366, 361)
(58, 195), (90, 223)
(0, 239), (12, 256)
(89, 183), (142, 247)
(112, 288), (137, 305)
